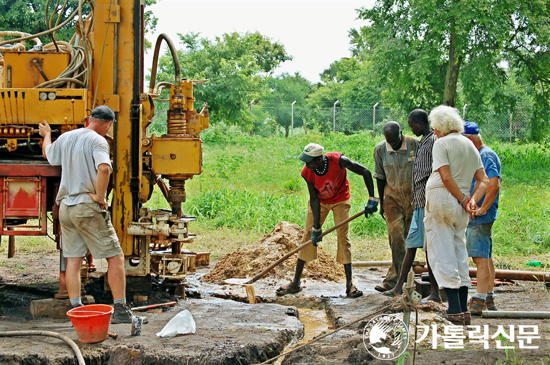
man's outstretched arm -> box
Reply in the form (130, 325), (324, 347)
(339, 156), (375, 197)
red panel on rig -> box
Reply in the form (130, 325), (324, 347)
(4, 178), (41, 217)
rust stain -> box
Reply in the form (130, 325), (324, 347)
(9, 184), (38, 209)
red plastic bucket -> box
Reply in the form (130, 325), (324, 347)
(67, 304), (114, 343)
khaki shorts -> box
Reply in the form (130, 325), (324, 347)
(59, 201), (123, 259)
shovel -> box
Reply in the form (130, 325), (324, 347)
(224, 210), (367, 303)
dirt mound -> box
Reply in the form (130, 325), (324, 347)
(201, 221), (345, 284)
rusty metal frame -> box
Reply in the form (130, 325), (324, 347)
(0, 162), (60, 236)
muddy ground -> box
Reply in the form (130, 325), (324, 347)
(0, 251), (550, 364)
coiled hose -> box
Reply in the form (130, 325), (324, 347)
(0, 330), (85, 365)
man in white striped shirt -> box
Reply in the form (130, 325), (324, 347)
(383, 109), (441, 301)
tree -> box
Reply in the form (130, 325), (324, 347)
(261, 72), (312, 136)
(355, 0), (550, 117)
(0, 0), (91, 44)
(1, 0), (159, 50)
(154, 31), (291, 125)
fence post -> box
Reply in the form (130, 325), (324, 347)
(333, 100), (339, 133)
(373, 102), (379, 137)
(249, 100), (255, 136)
(291, 100), (296, 136)
(509, 112), (513, 143)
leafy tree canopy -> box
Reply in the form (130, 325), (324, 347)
(1, 0), (159, 50)
(354, 0), (550, 118)
(154, 31), (291, 125)
(307, 57), (382, 109)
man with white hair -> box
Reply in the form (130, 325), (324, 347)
(463, 121), (501, 315)
(276, 143), (378, 298)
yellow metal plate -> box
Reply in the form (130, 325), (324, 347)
(3, 52), (70, 88)
(151, 137), (202, 176)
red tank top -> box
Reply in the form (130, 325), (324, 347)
(301, 152), (350, 204)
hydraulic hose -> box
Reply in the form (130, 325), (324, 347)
(0, 0), (85, 47)
(0, 330), (85, 365)
(148, 33), (182, 94)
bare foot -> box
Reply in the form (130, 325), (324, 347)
(425, 293), (442, 302)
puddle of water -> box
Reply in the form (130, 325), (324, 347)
(275, 308), (333, 365)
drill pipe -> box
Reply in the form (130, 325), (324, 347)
(482, 311), (550, 319)
(413, 266), (550, 282)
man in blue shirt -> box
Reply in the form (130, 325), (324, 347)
(463, 122), (501, 315)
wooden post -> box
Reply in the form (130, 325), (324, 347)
(7, 229), (15, 258)
(400, 270), (415, 355)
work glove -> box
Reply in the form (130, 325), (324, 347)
(365, 197), (379, 218)
(311, 227), (323, 247)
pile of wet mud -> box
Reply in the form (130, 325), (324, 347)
(201, 221), (345, 284)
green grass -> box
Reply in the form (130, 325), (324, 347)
(170, 128), (550, 268)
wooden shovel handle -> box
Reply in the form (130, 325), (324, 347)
(247, 210), (366, 284)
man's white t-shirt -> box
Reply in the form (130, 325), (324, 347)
(426, 132), (483, 196)
(45, 128), (111, 206)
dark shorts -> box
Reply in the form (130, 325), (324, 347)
(466, 222), (494, 258)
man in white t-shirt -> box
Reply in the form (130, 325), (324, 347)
(39, 106), (136, 324)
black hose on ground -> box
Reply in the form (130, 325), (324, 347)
(0, 330), (85, 365)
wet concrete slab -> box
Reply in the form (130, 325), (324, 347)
(0, 298), (303, 365)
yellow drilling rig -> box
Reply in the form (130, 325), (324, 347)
(0, 0), (209, 297)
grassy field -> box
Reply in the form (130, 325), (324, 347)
(169, 126), (550, 270)
(2, 127), (550, 272)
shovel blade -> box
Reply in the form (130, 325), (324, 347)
(224, 278), (252, 285)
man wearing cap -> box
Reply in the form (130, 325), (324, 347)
(373, 121), (419, 293)
(276, 143), (378, 298)
(463, 121), (501, 315)
(39, 106), (137, 324)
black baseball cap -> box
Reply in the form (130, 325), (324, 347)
(91, 105), (116, 122)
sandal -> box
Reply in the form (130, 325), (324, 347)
(382, 290), (397, 298)
(88, 264), (97, 273)
(276, 282), (302, 296)
(374, 284), (393, 293)
(346, 285), (363, 298)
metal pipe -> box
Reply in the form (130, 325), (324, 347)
(333, 100), (339, 133)
(131, 301), (177, 311)
(413, 266), (550, 282)
(148, 34), (181, 94)
(352, 260), (392, 267)
(250, 100), (255, 135)
(291, 100), (296, 136)
(482, 311), (550, 319)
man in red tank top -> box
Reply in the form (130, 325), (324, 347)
(276, 143), (379, 298)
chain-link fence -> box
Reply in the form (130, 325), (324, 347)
(251, 106), (532, 142)
(464, 108), (531, 142)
